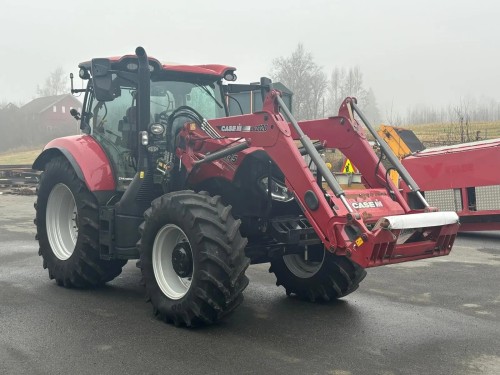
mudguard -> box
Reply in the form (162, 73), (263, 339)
(32, 135), (116, 191)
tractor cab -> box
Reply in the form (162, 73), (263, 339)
(76, 55), (232, 190)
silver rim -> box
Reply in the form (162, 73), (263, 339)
(46, 183), (78, 261)
(283, 252), (325, 279)
(153, 224), (193, 300)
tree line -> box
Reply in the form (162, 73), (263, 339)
(271, 44), (500, 145)
(388, 97), (500, 126)
(271, 44), (381, 124)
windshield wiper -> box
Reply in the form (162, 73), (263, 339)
(196, 84), (223, 109)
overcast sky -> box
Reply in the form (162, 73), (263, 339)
(1, 0), (498, 118)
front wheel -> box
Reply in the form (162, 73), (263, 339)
(269, 247), (367, 302)
(35, 156), (126, 287)
(138, 191), (250, 327)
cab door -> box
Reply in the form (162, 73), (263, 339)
(85, 82), (138, 191)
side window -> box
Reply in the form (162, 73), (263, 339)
(91, 88), (134, 139)
(89, 84), (137, 190)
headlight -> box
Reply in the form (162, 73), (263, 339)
(258, 177), (294, 202)
(149, 123), (165, 135)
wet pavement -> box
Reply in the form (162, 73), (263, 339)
(0, 194), (499, 375)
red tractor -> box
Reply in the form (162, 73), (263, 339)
(33, 47), (459, 327)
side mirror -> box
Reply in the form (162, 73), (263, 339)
(91, 58), (114, 101)
(70, 108), (81, 120)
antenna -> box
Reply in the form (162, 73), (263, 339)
(70, 73), (75, 94)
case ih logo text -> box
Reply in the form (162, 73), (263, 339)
(352, 200), (383, 209)
(219, 124), (268, 132)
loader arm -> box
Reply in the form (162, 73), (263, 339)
(178, 90), (459, 268)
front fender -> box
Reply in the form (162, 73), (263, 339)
(32, 135), (116, 191)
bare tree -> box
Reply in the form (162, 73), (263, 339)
(328, 66), (380, 124)
(37, 67), (68, 97)
(343, 66), (366, 101)
(271, 44), (327, 120)
(328, 67), (346, 113)
(451, 98), (472, 143)
(385, 101), (403, 126)
(363, 88), (381, 125)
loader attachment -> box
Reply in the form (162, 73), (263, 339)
(276, 94), (460, 270)
(346, 211), (459, 268)
(179, 81), (460, 272)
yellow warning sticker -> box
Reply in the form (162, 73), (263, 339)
(342, 159), (356, 173)
(139, 171), (145, 179)
(355, 237), (364, 247)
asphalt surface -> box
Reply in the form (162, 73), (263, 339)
(0, 194), (499, 375)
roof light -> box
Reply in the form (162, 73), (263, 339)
(224, 71), (237, 81)
(79, 68), (90, 79)
(126, 62), (139, 71)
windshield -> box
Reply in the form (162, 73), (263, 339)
(85, 77), (227, 190)
(150, 80), (226, 120)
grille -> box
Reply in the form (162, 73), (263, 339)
(476, 185), (500, 210)
(424, 189), (462, 211)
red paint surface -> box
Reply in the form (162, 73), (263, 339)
(402, 139), (500, 190)
(43, 135), (115, 191)
(402, 139), (500, 231)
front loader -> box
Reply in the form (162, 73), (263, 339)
(33, 47), (459, 327)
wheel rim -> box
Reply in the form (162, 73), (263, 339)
(283, 252), (325, 279)
(153, 224), (193, 300)
(46, 183), (78, 261)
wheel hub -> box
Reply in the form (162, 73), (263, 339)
(283, 250), (325, 279)
(152, 224), (194, 300)
(172, 241), (193, 278)
(46, 183), (78, 261)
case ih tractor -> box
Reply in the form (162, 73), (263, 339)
(33, 47), (459, 327)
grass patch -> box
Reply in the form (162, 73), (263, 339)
(402, 121), (500, 145)
(0, 148), (43, 165)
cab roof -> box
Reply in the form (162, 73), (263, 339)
(78, 54), (236, 80)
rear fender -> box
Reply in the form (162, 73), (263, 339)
(32, 135), (116, 191)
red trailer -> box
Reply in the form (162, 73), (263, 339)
(401, 138), (500, 231)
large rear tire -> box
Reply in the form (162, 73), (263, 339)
(138, 191), (250, 327)
(35, 156), (126, 287)
(270, 249), (366, 302)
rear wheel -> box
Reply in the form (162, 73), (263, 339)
(138, 191), (250, 327)
(35, 156), (126, 287)
(269, 248), (366, 302)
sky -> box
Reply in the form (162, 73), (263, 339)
(0, 0), (499, 119)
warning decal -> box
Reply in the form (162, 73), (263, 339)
(342, 159), (358, 173)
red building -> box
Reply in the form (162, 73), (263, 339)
(21, 94), (82, 137)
